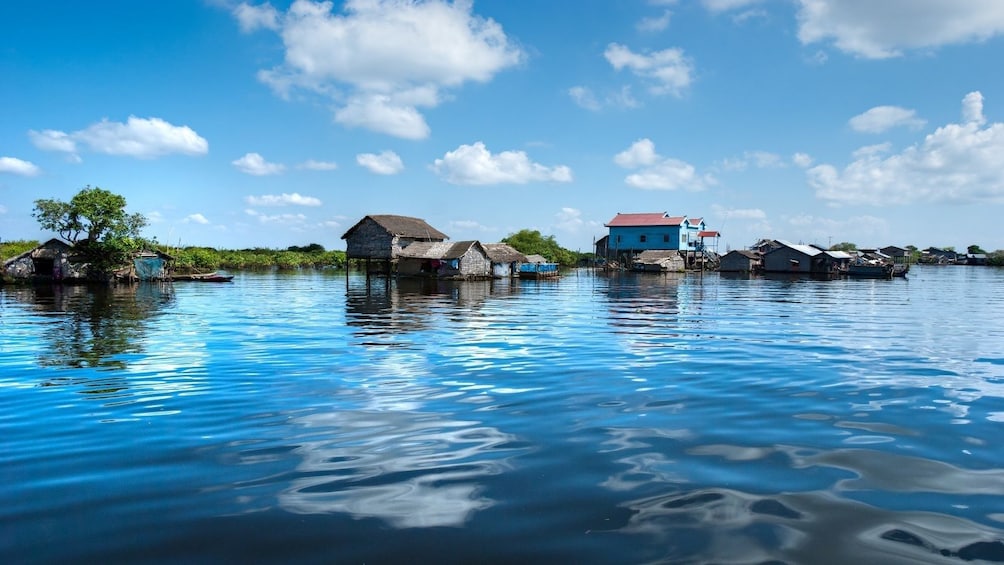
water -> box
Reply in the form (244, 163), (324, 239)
(2, 266), (1004, 564)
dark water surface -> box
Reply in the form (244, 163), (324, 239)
(3, 266), (1004, 564)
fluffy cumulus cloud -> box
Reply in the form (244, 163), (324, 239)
(614, 138), (713, 190)
(232, 152), (286, 175)
(356, 150), (404, 175)
(245, 192), (322, 206)
(808, 91), (1004, 206)
(796, 0), (1004, 59)
(242, 0), (523, 139)
(849, 105), (926, 133)
(637, 10), (672, 33)
(29, 116), (208, 160)
(431, 142), (573, 186)
(184, 213), (210, 225)
(0, 156), (41, 176)
(604, 43), (693, 97)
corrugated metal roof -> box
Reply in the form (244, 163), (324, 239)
(341, 214), (449, 240)
(697, 230), (720, 237)
(605, 212), (687, 227)
(774, 239), (823, 257)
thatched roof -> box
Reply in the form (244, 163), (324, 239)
(482, 243), (527, 263)
(524, 254), (549, 264)
(398, 240), (483, 260)
(341, 214), (448, 241)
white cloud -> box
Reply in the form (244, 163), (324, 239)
(0, 204), (7, 214)
(796, 0), (1004, 59)
(614, 138), (713, 191)
(29, 117), (207, 159)
(432, 142), (573, 186)
(553, 207), (600, 234)
(234, 2), (280, 32)
(809, 91), (1004, 206)
(232, 152), (286, 175)
(146, 211), (165, 224)
(245, 192), (322, 207)
(962, 91), (986, 125)
(792, 152), (814, 168)
(297, 159), (338, 170)
(356, 150), (404, 175)
(0, 156), (41, 176)
(711, 204), (767, 220)
(569, 85), (638, 111)
(245, 209), (308, 225)
(449, 219), (492, 232)
(604, 43), (694, 97)
(334, 92), (432, 139)
(784, 213), (889, 245)
(569, 86), (601, 111)
(184, 213), (210, 225)
(720, 150), (784, 171)
(614, 138), (659, 168)
(849, 105), (926, 133)
(29, 129), (77, 153)
(702, 0), (763, 13)
(637, 10), (672, 32)
(246, 0), (523, 139)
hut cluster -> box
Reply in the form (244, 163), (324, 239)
(341, 215), (556, 280)
(2, 238), (173, 284)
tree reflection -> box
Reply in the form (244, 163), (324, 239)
(23, 283), (175, 372)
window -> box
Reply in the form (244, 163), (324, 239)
(663, 234), (669, 243)
(640, 234), (647, 243)
(616, 235), (622, 243)
(681, 234), (687, 243)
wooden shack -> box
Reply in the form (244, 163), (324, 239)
(396, 241), (491, 280)
(719, 250), (762, 273)
(763, 240), (844, 276)
(341, 214), (449, 275)
(2, 238), (88, 282)
(482, 243), (527, 278)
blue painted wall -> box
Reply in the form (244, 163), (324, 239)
(607, 225), (685, 251)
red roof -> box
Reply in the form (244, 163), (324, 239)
(698, 230), (720, 238)
(605, 212), (686, 227)
(688, 217), (704, 226)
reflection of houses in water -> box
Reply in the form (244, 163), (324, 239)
(345, 276), (521, 343)
(277, 407), (518, 528)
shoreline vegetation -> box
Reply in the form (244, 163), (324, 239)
(5, 238), (1004, 275)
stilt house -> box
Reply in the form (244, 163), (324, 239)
(341, 214), (449, 274)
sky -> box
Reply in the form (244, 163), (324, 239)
(2, 0), (1004, 254)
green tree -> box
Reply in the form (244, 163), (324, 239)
(829, 242), (857, 252)
(502, 229), (578, 266)
(33, 186), (149, 278)
(968, 244), (986, 255)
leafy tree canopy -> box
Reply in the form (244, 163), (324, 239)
(502, 229), (578, 266)
(33, 186), (147, 245)
(32, 186), (149, 278)
(968, 244), (986, 254)
(829, 242), (857, 252)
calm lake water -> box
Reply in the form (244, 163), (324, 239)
(3, 266), (1004, 564)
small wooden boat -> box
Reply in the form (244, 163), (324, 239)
(171, 272), (234, 282)
(847, 262), (893, 279)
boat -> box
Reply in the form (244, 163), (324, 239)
(892, 264), (909, 277)
(847, 261), (893, 279)
(171, 272), (234, 282)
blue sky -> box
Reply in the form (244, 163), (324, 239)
(2, 0), (1003, 253)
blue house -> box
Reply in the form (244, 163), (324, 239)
(603, 212), (719, 256)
